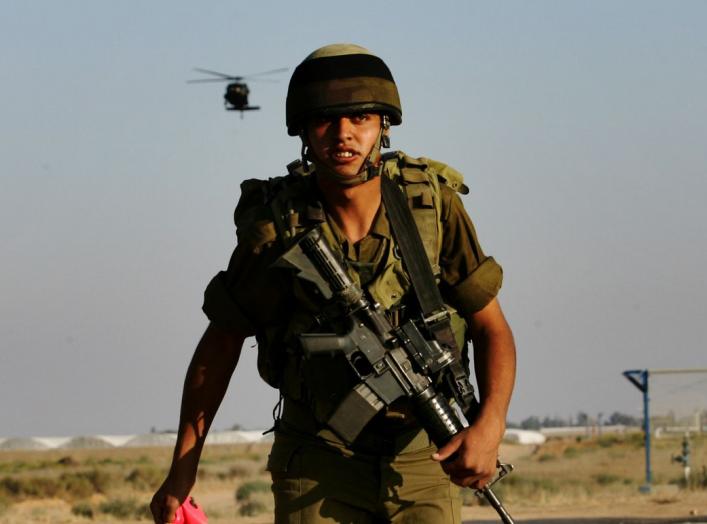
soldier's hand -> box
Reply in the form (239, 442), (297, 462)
(150, 475), (192, 524)
(432, 417), (503, 489)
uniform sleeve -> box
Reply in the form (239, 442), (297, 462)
(202, 197), (289, 334)
(439, 186), (503, 315)
(202, 265), (256, 335)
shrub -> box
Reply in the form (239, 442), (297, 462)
(135, 502), (153, 520)
(563, 447), (579, 458)
(125, 467), (164, 490)
(627, 433), (645, 448)
(57, 456), (79, 467)
(61, 475), (95, 499)
(239, 498), (268, 516)
(0, 476), (60, 499)
(235, 480), (270, 501)
(597, 435), (621, 448)
(99, 497), (141, 519)
(593, 473), (621, 485)
(71, 501), (94, 519)
(226, 460), (260, 479)
(60, 469), (112, 498)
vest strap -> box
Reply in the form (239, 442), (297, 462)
(380, 175), (477, 416)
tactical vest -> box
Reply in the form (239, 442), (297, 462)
(234, 151), (470, 424)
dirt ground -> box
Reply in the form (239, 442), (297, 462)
(5, 493), (707, 523)
(3, 488), (707, 523)
(2, 438), (706, 523)
(463, 489), (707, 523)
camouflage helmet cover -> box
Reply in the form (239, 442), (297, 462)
(286, 44), (402, 136)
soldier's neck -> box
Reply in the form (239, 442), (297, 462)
(317, 175), (382, 245)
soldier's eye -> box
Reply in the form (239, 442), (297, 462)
(350, 113), (370, 124)
(311, 115), (330, 126)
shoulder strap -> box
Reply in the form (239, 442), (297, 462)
(380, 175), (476, 414)
(380, 175), (445, 322)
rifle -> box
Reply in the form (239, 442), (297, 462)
(280, 227), (515, 523)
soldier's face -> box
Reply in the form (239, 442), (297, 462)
(306, 112), (382, 179)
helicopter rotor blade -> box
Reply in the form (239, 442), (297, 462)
(243, 78), (281, 83)
(192, 67), (243, 80)
(186, 78), (235, 84)
(241, 67), (288, 79)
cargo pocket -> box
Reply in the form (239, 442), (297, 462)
(268, 436), (304, 504)
(266, 435), (301, 478)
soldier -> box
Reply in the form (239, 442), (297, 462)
(151, 43), (515, 524)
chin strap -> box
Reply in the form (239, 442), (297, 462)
(300, 137), (311, 173)
(360, 114), (391, 182)
(306, 115), (391, 187)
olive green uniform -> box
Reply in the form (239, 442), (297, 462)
(203, 156), (502, 523)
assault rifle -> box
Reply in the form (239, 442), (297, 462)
(280, 227), (515, 523)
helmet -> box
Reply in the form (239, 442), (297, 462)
(286, 44), (402, 136)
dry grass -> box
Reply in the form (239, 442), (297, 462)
(460, 432), (707, 521)
(0, 434), (705, 522)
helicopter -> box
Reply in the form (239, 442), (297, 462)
(187, 67), (287, 114)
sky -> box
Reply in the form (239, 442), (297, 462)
(2, 1), (706, 438)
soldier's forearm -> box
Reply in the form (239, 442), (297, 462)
(168, 324), (245, 478)
(474, 332), (515, 423)
(468, 300), (516, 433)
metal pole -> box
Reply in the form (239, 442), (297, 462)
(642, 369), (652, 490)
(623, 369), (652, 492)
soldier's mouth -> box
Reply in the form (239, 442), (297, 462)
(330, 149), (359, 163)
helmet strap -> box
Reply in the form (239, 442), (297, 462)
(381, 115), (391, 149)
(360, 115), (391, 181)
(300, 135), (310, 172)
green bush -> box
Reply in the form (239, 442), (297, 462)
(227, 460), (261, 478)
(484, 474), (563, 503)
(235, 480), (271, 501)
(627, 432), (645, 448)
(125, 467), (164, 490)
(57, 456), (79, 467)
(71, 501), (94, 519)
(239, 499), (268, 516)
(0, 476), (60, 499)
(60, 469), (112, 498)
(135, 502), (153, 520)
(592, 473), (621, 485)
(563, 447), (579, 458)
(60, 475), (94, 499)
(597, 435), (622, 448)
(98, 497), (141, 519)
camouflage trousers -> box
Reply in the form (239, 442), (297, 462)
(266, 427), (461, 523)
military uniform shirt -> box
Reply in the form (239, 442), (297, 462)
(203, 179), (503, 336)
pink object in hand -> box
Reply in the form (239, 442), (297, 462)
(173, 496), (207, 524)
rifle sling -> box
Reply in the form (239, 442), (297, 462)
(380, 176), (475, 413)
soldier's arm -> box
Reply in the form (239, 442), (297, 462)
(150, 323), (246, 524)
(433, 297), (516, 489)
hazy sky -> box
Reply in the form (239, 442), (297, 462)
(2, 1), (706, 438)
